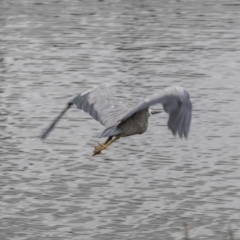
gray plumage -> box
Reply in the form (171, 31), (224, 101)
(41, 84), (192, 141)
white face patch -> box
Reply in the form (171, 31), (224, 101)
(148, 109), (152, 117)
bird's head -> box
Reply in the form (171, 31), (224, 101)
(148, 109), (161, 117)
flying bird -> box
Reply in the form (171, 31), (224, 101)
(41, 84), (192, 156)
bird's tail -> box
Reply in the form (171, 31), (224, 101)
(40, 102), (73, 140)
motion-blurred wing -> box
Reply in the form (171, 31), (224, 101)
(118, 86), (192, 138)
(71, 84), (129, 128)
(41, 84), (129, 140)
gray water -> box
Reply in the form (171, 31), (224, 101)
(1, 0), (240, 239)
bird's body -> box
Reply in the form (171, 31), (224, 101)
(41, 84), (192, 155)
(119, 109), (149, 137)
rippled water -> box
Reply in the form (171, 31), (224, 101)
(1, 0), (240, 239)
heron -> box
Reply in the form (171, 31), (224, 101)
(41, 84), (192, 156)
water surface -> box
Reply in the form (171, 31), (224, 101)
(1, 0), (240, 239)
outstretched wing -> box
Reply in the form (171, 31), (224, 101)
(118, 86), (192, 138)
(41, 84), (129, 140)
(70, 84), (129, 128)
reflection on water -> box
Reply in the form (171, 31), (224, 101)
(1, 0), (240, 239)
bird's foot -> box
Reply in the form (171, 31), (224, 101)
(92, 143), (106, 156)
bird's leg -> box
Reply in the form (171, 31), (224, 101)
(93, 135), (121, 156)
(94, 136), (113, 151)
(92, 137), (112, 156)
(98, 136), (112, 146)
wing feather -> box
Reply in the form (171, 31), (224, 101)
(118, 86), (192, 138)
(41, 85), (129, 140)
(70, 84), (129, 128)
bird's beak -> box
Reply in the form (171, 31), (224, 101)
(151, 110), (161, 115)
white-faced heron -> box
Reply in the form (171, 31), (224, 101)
(41, 84), (192, 156)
